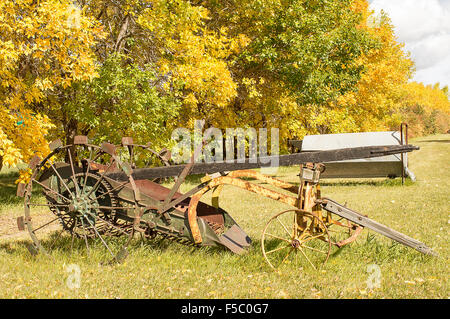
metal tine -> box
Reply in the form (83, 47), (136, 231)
(121, 137), (134, 146)
(74, 135), (89, 145)
(17, 183), (26, 197)
(29, 155), (41, 170)
(101, 142), (116, 156)
(49, 139), (63, 151)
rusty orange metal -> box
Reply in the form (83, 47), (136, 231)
(187, 173), (299, 244)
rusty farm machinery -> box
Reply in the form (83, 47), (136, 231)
(16, 134), (436, 270)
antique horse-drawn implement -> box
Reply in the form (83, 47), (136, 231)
(17, 135), (436, 270)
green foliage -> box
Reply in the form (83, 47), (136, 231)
(237, 0), (377, 105)
(64, 54), (180, 148)
(201, 0), (379, 146)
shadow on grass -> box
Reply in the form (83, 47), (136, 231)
(320, 178), (413, 187)
(421, 139), (450, 143)
(0, 240), (26, 254)
(0, 173), (22, 206)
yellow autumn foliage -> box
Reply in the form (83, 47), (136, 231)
(335, 0), (414, 132)
(0, 0), (105, 173)
(137, 0), (250, 129)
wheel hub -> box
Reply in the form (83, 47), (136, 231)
(68, 193), (99, 217)
(291, 238), (301, 248)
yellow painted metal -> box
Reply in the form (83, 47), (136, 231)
(186, 171), (299, 245)
(186, 166), (362, 251)
(261, 209), (331, 271)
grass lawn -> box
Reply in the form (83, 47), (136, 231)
(0, 134), (448, 299)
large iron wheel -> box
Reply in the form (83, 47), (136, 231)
(21, 140), (140, 263)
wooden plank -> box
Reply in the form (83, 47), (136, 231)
(105, 145), (419, 181)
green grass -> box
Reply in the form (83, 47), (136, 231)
(0, 134), (448, 299)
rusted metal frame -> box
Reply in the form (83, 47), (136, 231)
(159, 181), (210, 215)
(334, 226), (364, 248)
(206, 170), (298, 210)
(187, 176), (298, 244)
(226, 170), (298, 194)
(296, 164), (363, 247)
(160, 158), (195, 220)
(159, 130), (213, 221)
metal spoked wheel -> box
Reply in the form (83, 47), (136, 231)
(21, 141), (138, 263)
(261, 209), (331, 271)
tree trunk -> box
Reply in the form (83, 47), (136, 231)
(64, 118), (78, 162)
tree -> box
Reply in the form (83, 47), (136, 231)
(0, 0), (104, 171)
(29, 0), (246, 149)
(63, 53), (181, 149)
(330, 0), (414, 133)
(398, 82), (450, 136)
(201, 0), (378, 147)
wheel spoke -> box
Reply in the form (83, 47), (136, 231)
(27, 203), (68, 208)
(82, 148), (94, 195)
(47, 228), (64, 251)
(85, 160), (115, 198)
(302, 233), (325, 243)
(265, 244), (290, 255)
(70, 218), (78, 252)
(48, 162), (74, 198)
(293, 212), (297, 237)
(79, 217), (90, 252)
(262, 210), (331, 272)
(298, 246), (317, 270)
(82, 213), (115, 258)
(67, 149), (80, 196)
(276, 216), (292, 238)
(31, 179), (70, 202)
(297, 216), (311, 240)
(83, 210), (129, 236)
(264, 232), (291, 243)
(31, 217), (60, 233)
(302, 244), (328, 255)
(87, 181), (129, 205)
(278, 246), (294, 267)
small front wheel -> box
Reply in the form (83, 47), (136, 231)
(261, 209), (331, 271)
